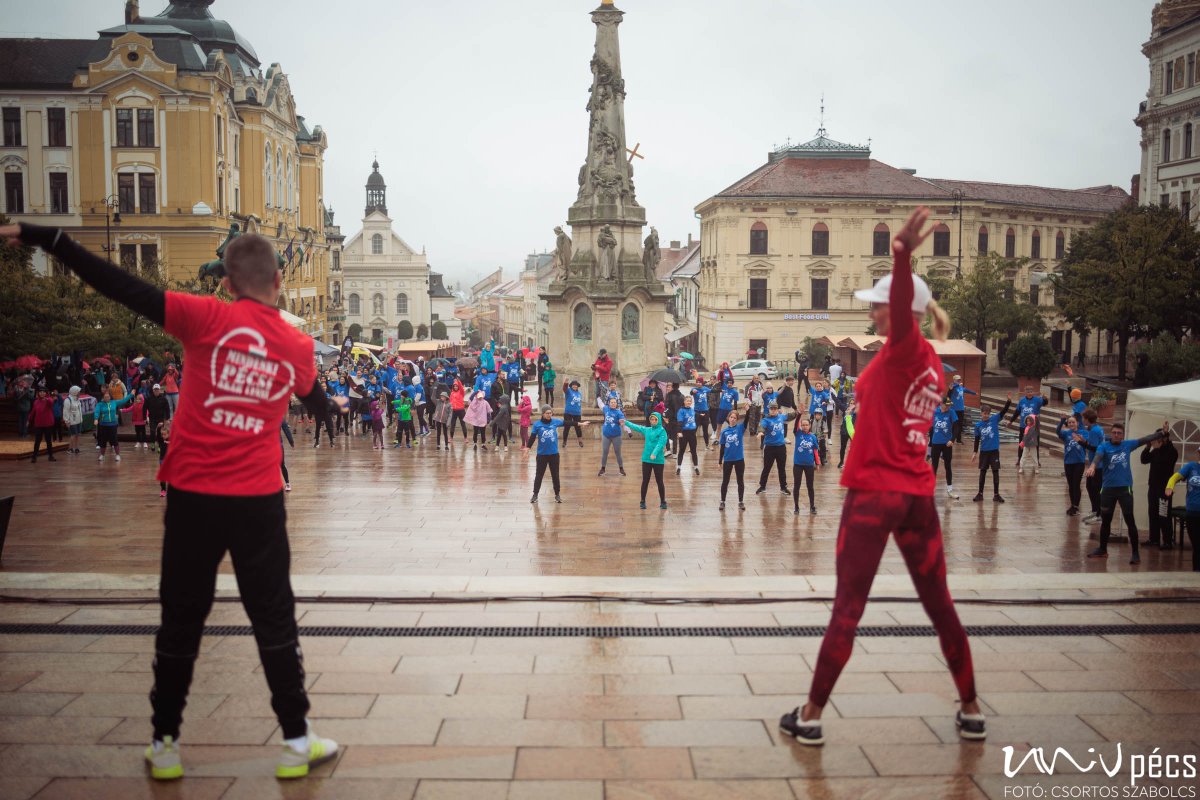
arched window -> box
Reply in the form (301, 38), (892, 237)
(811, 222), (829, 256)
(285, 156), (293, 210)
(348, 293), (360, 315)
(1030, 229), (1041, 259)
(977, 225), (989, 255)
(621, 303), (640, 340)
(264, 143), (272, 207)
(749, 221), (768, 255)
(1055, 230), (1066, 260)
(396, 292), (408, 315)
(372, 293), (384, 316)
(1004, 227), (1016, 259)
(1164, 128), (1173, 163)
(932, 223), (950, 256)
(275, 147), (283, 207)
(572, 303), (592, 341)
(872, 223), (890, 256)
(371, 233), (383, 255)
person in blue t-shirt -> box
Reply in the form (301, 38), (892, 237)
(1085, 421), (1169, 564)
(929, 398), (959, 500)
(1166, 447), (1200, 572)
(473, 367), (497, 399)
(1081, 408), (1106, 522)
(792, 417), (822, 515)
(524, 405), (565, 503)
(756, 402), (797, 495)
(717, 409), (747, 510)
(808, 380), (832, 437)
(675, 395), (701, 474)
(1056, 415), (1090, 516)
(971, 393), (1012, 502)
(563, 380), (585, 446)
(948, 375), (977, 443)
(598, 396), (627, 476)
(690, 380), (712, 448)
(1010, 386), (1048, 467)
(716, 379), (739, 428)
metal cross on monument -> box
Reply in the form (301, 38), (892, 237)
(626, 142), (645, 164)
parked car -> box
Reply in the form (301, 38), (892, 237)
(729, 359), (778, 380)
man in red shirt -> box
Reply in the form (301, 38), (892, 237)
(2, 223), (345, 781)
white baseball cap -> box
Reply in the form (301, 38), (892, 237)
(853, 274), (932, 314)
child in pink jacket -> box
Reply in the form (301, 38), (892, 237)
(464, 391), (493, 450)
(121, 393), (149, 449)
(518, 395), (533, 450)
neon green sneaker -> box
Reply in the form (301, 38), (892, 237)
(275, 729), (339, 779)
(145, 736), (183, 780)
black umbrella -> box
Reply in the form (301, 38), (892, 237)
(648, 368), (685, 385)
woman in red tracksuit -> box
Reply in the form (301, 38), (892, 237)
(779, 208), (984, 745)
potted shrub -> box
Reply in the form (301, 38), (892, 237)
(1003, 334), (1058, 396)
(1088, 387), (1117, 421)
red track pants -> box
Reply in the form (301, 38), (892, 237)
(808, 489), (976, 708)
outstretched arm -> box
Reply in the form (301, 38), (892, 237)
(3, 223), (165, 325)
(888, 207), (934, 345)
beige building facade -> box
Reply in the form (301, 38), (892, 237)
(695, 131), (1129, 369)
(0, 1), (335, 341)
(1136, 0), (1200, 218)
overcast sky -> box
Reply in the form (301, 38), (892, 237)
(4, 0), (1157, 289)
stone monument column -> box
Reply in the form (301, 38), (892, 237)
(544, 1), (670, 405)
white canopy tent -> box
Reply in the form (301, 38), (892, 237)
(1125, 380), (1200, 529)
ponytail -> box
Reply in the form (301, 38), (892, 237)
(926, 299), (950, 342)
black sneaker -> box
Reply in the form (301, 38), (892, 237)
(640, 501), (646, 509)
(781, 487), (791, 495)
(993, 495), (1005, 503)
(755, 486), (767, 495)
(955, 710), (986, 740)
(530, 494), (538, 504)
(738, 502), (745, 511)
(693, 467), (700, 476)
(676, 467), (681, 476)
(1066, 507), (1079, 516)
(1087, 548), (1108, 559)
(619, 468), (626, 476)
(555, 494), (562, 504)
(659, 502), (668, 510)
(719, 501), (726, 511)
(1129, 556), (1140, 565)
(779, 707), (824, 746)
(598, 469), (605, 476)
(810, 506), (817, 515)
(972, 493), (984, 502)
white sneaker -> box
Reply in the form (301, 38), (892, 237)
(115, 454), (121, 462)
(276, 727), (338, 779)
(98, 454), (104, 461)
(946, 485), (960, 500)
(145, 736), (183, 780)
(284, 483), (292, 492)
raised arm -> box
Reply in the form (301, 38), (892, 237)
(888, 207), (934, 345)
(3, 223), (165, 325)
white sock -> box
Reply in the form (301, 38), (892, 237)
(284, 734), (308, 753)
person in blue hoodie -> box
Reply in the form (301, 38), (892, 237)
(756, 402), (797, 495)
(479, 339), (496, 373)
(598, 396), (626, 477)
(691, 380), (712, 448)
(716, 378), (739, 428)
(525, 404), (565, 504)
(624, 411), (669, 510)
(562, 380), (585, 447)
(473, 366), (497, 401)
(1085, 420), (1169, 564)
(970, 393), (1012, 502)
(929, 398), (959, 500)
(948, 374), (977, 444)
(717, 409), (747, 511)
(793, 417), (822, 515)
(675, 394), (700, 475)
(1056, 415), (1089, 516)
(504, 356), (524, 406)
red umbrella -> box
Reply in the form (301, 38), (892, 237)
(0, 360), (15, 370)
(92, 356), (114, 368)
(15, 355), (43, 370)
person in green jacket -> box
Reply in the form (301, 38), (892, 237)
(542, 362), (557, 407)
(624, 411), (669, 510)
(391, 391), (415, 448)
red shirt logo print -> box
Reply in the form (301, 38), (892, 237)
(207, 327), (297, 408)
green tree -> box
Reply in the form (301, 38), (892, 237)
(933, 254), (1044, 352)
(347, 323), (363, 342)
(1137, 332), (1200, 386)
(431, 320), (448, 340)
(1052, 203), (1200, 380)
(468, 329), (482, 348)
(397, 320), (414, 341)
(416, 322), (430, 340)
(1004, 333), (1059, 381)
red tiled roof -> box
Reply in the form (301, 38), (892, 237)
(715, 159), (951, 201)
(923, 179), (1130, 215)
(655, 241), (699, 281)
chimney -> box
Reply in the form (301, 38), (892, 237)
(125, 0), (140, 24)
(900, 168), (917, 175)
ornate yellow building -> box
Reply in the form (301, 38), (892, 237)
(0, 0), (336, 342)
(694, 129), (1130, 368)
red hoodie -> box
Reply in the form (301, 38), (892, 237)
(28, 396), (55, 427)
(450, 381), (465, 411)
(840, 249), (943, 497)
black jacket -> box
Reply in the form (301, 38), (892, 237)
(777, 386), (796, 410)
(665, 389), (684, 414)
(145, 393), (171, 425)
(1141, 440), (1179, 492)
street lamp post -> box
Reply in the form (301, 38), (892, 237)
(951, 189), (963, 278)
(99, 194), (122, 262)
